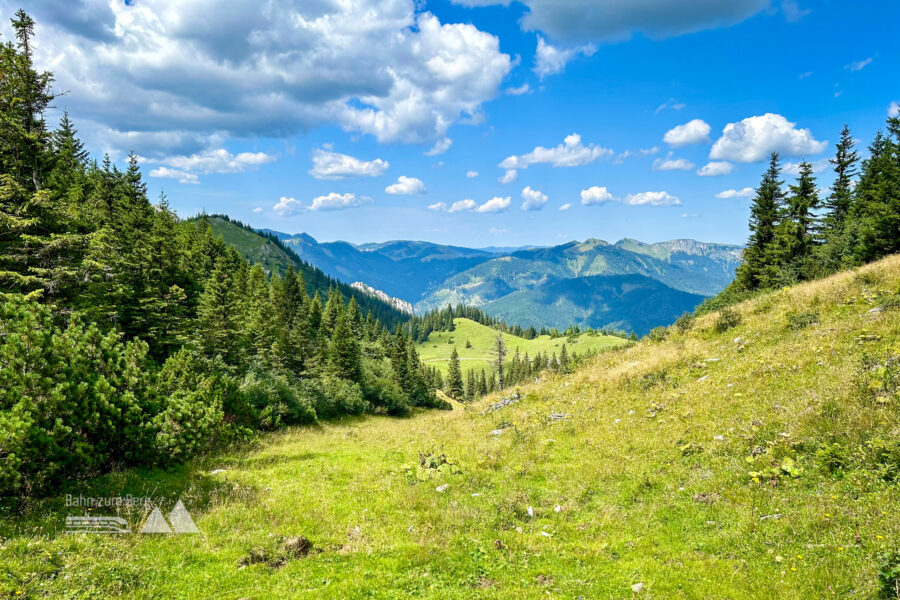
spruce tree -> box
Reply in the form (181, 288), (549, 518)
(465, 369), (475, 402)
(328, 312), (361, 381)
(447, 346), (464, 399)
(492, 332), (507, 391)
(735, 152), (784, 290)
(775, 160), (819, 281)
(197, 254), (243, 365)
(822, 125), (859, 239)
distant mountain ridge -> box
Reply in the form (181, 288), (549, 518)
(212, 221), (742, 335)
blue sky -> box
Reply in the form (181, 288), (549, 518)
(6, 0), (899, 247)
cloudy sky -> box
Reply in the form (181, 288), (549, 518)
(4, 0), (898, 246)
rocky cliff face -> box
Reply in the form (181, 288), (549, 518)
(350, 281), (414, 315)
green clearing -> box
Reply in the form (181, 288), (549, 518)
(415, 317), (628, 374)
(3, 256), (900, 598)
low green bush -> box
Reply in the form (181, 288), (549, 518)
(714, 308), (742, 333)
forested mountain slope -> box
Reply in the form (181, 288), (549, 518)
(205, 215), (409, 328)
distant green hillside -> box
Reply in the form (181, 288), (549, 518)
(204, 215), (409, 328)
(416, 317), (628, 375)
(482, 273), (707, 335)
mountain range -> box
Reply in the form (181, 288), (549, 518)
(211, 216), (743, 334)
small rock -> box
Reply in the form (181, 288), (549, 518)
(526, 506), (534, 517)
(435, 484), (449, 493)
(868, 307), (883, 315)
(713, 435), (724, 441)
(613, 418), (621, 424)
(471, 492), (481, 497)
(733, 337), (742, 344)
(540, 531), (552, 537)
(489, 429), (505, 436)
(554, 504), (563, 512)
(515, 526), (523, 533)
(628, 410), (635, 415)
(632, 582), (645, 594)
(210, 469), (226, 475)
(697, 375), (709, 382)
(548, 412), (569, 421)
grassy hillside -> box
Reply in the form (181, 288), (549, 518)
(416, 317), (628, 374)
(4, 256), (900, 598)
(481, 273), (707, 335)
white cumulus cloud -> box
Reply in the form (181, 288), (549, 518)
(520, 186), (548, 211)
(653, 153), (695, 171)
(499, 169), (518, 184)
(500, 133), (613, 172)
(448, 199), (478, 212)
(506, 83), (531, 95)
(889, 102), (899, 118)
(715, 187), (755, 199)
(425, 137), (453, 156)
(623, 191), (681, 206)
(385, 176), (426, 195)
(19, 2), (512, 155)
(273, 196), (303, 216)
(580, 186), (614, 205)
(782, 158), (830, 176)
(476, 196), (512, 213)
(709, 113), (827, 163)
(466, 170), (479, 178)
(309, 149), (389, 180)
(428, 202), (448, 211)
(663, 119), (711, 147)
(148, 167), (199, 184)
(697, 161), (734, 176)
(533, 36), (595, 78)
(558, 203), (573, 211)
(309, 192), (364, 211)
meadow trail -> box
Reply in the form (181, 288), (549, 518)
(4, 255), (900, 599)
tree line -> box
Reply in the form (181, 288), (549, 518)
(406, 303), (632, 343)
(0, 11), (446, 496)
(718, 117), (900, 304)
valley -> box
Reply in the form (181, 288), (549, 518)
(210, 216), (741, 335)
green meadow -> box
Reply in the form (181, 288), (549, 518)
(415, 317), (628, 375)
(3, 255), (900, 598)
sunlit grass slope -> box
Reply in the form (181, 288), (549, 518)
(3, 256), (900, 598)
(416, 317), (628, 374)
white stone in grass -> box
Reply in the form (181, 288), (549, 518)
(210, 469), (226, 475)
(540, 531), (552, 537)
(489, 429), (505, 436)
(471, 493), (481, 497)
(554, 504), (562, 513)
(515, 526), (523, 533)
(435, 484), (449, 493)
(614, 418), (621, 424)
(632, 582), (645, 593)
(697, 375), (709, 382)
(713, 435), (725, 441)
(526, 506), (534, 517)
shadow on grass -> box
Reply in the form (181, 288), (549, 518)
(0, 405), (439, 539)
